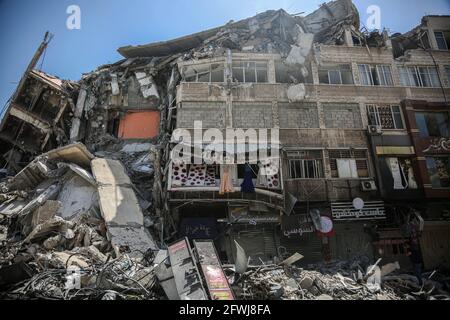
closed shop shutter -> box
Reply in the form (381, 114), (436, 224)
(280, 233), (323, 265)
(420, 223), (450, 270)
(331, 222), (374, 261)
(229, 226), (278, 264)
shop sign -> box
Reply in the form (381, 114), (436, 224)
(194, 240), (234, 300)
(229, 206), (279, 225)
(179, 218), (218, 239)
(282, 214), (315, 238)
(331, 201), (386, 220)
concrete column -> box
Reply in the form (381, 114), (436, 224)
(268, 59), (276, 83)
(344, 28), (354, 47)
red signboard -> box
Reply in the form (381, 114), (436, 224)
(194, 240), (234, 300)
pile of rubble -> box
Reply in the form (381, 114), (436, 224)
(228, 258), (450, 300)
(0, 143), (165, 300)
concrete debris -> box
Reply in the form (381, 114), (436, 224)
(1, 0), (449, 301)
(228, 258), (450, 300)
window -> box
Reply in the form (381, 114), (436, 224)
(329, 149), (369, 178)
(434, 31), (448, 50)
(376, 65), (394, 86)
(287, 150), (324, 179)
(386, 157), (417, 190)
(358, 64), (393, 86)
(446, 66), (450, 84)
(184, 63), (224, 83)
(426, 157), (450, 188)
(398, 66), (440, 87)
(367, 105), (404, 129)
(232, 61), (268, 83)
(318, 64), (353, 85)
(415, 112), (449, 137)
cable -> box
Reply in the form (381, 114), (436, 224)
(38, 43), (47, 72)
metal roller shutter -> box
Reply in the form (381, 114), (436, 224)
(280, 232), (323, 265)
(331, 222), (374, 261)
(231, 226), (278, 264)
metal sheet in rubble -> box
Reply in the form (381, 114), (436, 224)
(168, 238), (208, 300)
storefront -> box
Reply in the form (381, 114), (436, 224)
(280, 213), (323, 265)
(329, 200), (386, 262)
(225, 204), (280, 265)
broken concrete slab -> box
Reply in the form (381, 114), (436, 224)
(91, 158), (132, 186)
(91, 158), (157, 253)
(121, 143), (152, 154)
(96, 186), (142, 226)
(24, 216), (74, 243)
(287, 83), (306, 102)
(31, 200), (60, 229)
(43, 142), (94, 168)
(18, 184), (61, 217)
(56, 174), (98, 220)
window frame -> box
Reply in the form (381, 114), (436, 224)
(399, 65), (440, 88)
(426, 156), (450, 189)
(318, 64), (353, 85)
(184, 63), (225, 83)
(367, 104), (405, 130)
(287, 150), (324, 180)
(232, 61), (268, 83)
(358, 64), (393, 86)
(328, 149), (370, 179)
(446, 66), (450, 86)
(434, 31), (449, 50)
(415, 111), (450, 138)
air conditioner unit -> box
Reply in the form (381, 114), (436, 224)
(361, 180), (377, 191)
(368, 125), (382, 135)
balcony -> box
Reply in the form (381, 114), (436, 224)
(284, 178), (379, 202)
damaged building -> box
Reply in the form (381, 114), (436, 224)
(0, 0), (450, 300)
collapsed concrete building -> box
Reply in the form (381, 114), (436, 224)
(1, 0), (450, 300)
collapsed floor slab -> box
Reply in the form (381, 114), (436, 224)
(91, 158), (157, 255)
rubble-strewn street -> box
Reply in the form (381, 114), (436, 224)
(1, 0), (450, 301)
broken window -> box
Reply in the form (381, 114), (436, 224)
(232, 61), (268, 83)
(183, 63), (225, 83)
(318, 64), (353, 85)
(275, 61), (312, 84)
(367, 105), (404, 129)
(287, 150), (324, 179)
(386, 157), (418, 190)
(329, 149), (369, 178)
(419, 32), (431, 49)
(426, 156), (450, 188)
(434, 31), (449, 50)
(358, 64), (393, 86)
(399, 66), (440, 87)
(415, 112), (450, 138)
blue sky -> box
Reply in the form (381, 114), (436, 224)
(1, 0), (449, 114)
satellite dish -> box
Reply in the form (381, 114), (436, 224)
(319, 216), (333, 234)
(353, 197), (365, 210)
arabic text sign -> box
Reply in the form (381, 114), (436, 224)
(331, 201), (386, 220)
(282, 214), (315, 238)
